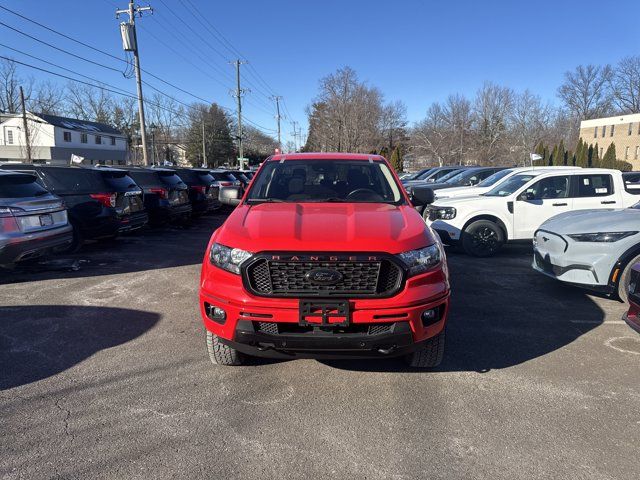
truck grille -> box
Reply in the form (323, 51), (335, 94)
(243, 255), (404, 298)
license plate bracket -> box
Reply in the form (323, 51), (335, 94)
(39, 214), (53, 227)
(299, 299), (350, 327)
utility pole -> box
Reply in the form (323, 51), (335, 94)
(19, 86), (31, 163)
(271, 95), (283, 150)
(290, 121), (300, 152)
(201, 119), (207, 167)
(116, 1), (152, 166)
(230, 59), (248, 167)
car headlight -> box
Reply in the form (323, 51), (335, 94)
(398, 243), (442, 276)
(209, 243), (253, 274)
(430, 206), (456, 220)
(567, 231), (639, 243)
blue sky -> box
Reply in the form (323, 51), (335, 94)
(2, 0), (640, 146)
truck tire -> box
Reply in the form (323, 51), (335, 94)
(461, 220), (504, 257)
(617, 253), (640, 303)
(404, 329), (445, 368)
(206, 331), (244, 366)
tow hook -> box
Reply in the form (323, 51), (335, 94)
(377, 345), (396, 355)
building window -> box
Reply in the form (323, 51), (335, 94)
(636, 146), (639, 160)
(110, 136), (116, 146)
(594, 126), (598, 138)
(6, 130), (13, 144)
(63, 131), (72, 142)
(81, 133), (87, 143)
(602, 125), (606, 137)
(95, 135), (101, 145)
(629, 123), (633, 135)
(625, 146), (630, 160)
(610, 125), (615, 136)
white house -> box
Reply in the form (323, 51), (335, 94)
(0, 112), (128, 165)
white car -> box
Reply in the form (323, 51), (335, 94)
(533, 206), (640, 302)
(424, 168), (639, 257)
(432, 166), (582, 203)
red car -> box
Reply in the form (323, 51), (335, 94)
(624, 263), (640, 334)
(199, 153), (450, 367)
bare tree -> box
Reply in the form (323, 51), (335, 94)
(557, 64), (614, 120)
(444, 93), (474, 165)
(28, 80), (65, 115)
(0, 59), (27, 113)
(379, 100), (407, 151)
(411, 103), (450, 166)
(509, 90), (553, 164)
(65, 83), (114, 123)
(473, 82), (514, 163)
(611, 56), (640, 113)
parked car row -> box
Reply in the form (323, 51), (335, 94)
(0, 164), (247, 266)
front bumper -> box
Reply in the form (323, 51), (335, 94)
(200, 264), (450, 359)
(0, 225), (73, 265)
(428, 220), (462, 244)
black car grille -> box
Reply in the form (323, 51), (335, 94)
(243, 255), (404, 298)
(256, 321), (395, 335)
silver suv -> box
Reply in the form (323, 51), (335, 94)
(0, 170), (72, 266)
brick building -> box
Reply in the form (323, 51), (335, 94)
(579, 113), (640, 169)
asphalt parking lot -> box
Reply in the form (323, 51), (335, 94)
(1, 213), (639, 480)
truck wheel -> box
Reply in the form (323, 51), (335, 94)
(404, 330), (445, 368)
(617, 254), (640, 303)
(461, 220), (504, 257)
(206, 331), (244, 366)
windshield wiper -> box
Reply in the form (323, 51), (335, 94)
(246, 198), (284, 204)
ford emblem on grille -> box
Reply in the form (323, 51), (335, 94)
(305, 268), (343, 285)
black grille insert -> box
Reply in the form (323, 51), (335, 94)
(244, 255), (404, 297)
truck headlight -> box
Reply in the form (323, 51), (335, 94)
(431, 206), (456, 220)
(567, 232), (638, 243)
(398, 243), (442, 276)
(209, 243), (252, 274)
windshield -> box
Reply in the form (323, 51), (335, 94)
(415, 168), (435, 180)
(478, 169), (513, 187)
(444, 170), (480, 185)
(436, 170), (462, 183)
(0, 175), (50, 198)
(485, 174), (537, 197)
(246, 159), (403, 204)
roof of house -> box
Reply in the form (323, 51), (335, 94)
(34, 113), (124, 136)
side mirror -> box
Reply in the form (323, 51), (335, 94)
(469, 177), (479, 186)
(426, 178), (436, 183)
(411, 186), (435, 206)
(518, 191), (534, 201)
(219, 186), (242, 206)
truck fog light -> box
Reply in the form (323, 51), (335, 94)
(421, 308), (440, 326)
(205, 303), (227, 324)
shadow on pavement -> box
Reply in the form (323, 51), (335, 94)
(322, 247), (606, 373)
(0, 305), (160, 390)
(0, 213), (226, 285)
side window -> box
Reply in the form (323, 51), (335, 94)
(525, 176), (570, 200)
(434, 170), (453, 181)
(478, 170), (496, 180)
(577, 174), (613, 197)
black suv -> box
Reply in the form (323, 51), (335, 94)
(126, 167), (192, 225)
(0, 165), (148, 250)
(169, 168), (220, 215)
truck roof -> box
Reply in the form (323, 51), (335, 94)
(268, 152), (385, 162)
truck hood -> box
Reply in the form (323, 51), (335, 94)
(215, 203), (435, 254)
(540, 208), (640, 234)
(431, 194), (495, 208)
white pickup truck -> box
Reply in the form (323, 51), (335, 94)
(423, 168), (640, 257)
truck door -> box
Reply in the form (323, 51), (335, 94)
(571, 173), (619, 211)
(512, 175), (572, 240)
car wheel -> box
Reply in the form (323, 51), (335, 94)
(206, 331), (244, 366)
(461, 220), (504, 257)
(617, 254), (640, 303)
(404, 329), (445, 368)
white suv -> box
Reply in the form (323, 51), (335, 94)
(424, 168), (639, 257)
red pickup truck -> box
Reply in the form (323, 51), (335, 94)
(199, 153), (450, 368)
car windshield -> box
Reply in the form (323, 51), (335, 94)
(436, 170), (462, 183)
(246, 159), (403, 204)
(478, 169), (513, 187)
(444, 170), (482, 185)
(415, 168), (435, 180)
(485, 174), (537, 196)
